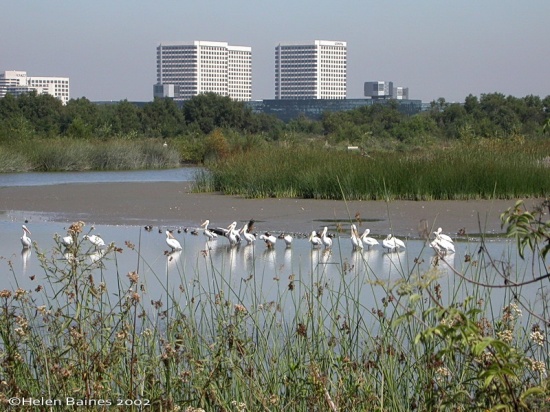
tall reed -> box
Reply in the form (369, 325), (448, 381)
(0, 220), (547, 410)
(195, 139), (550, 200)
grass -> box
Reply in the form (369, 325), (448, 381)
(194, 138), (550, 200)
(0, 138), (181, 173)
(0, 218), (548, 411)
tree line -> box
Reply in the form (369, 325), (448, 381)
(0, 91), (549, 145)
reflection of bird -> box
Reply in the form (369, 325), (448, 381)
(259, 232), (277, 248)
(360, 228), (379, 249)
(278, 233), (293, 247)
(240, 224), (256, 245)
(430, 235), (455, 255)
(382, 234), (406, 252)
(21, 225), (32, 249)
(165, 231), (182, 251)
(350, 224), (363, 250)
(83, 234), (105, 248)
(434, 227), (454, 244)
(21, 248), (32, 273)
(201, 220), (218, 241)
(309, 231), (322, 247)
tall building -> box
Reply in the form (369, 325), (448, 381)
(0, 70), (70, 104)
(364, 81), (409, 100)
(154, 41), (252, 101)
(274, 40), (347, 100)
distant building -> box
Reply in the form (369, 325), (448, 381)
(275, 40), (347, 100)
(154, 41), (252, 102)
(364, 81), (408, 100)
(0, 70), (70, 104)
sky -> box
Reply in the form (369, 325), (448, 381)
(1, 1), (549, 103)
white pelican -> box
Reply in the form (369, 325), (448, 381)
(227, 221), (241, 246)
(350, 224), (363, 250)
(61, 235), (73, 247)
(83, 234), (105, 248)
(430, 234), (455, 255)
(382, 234), (406, 252)
(165, 231), (182, 251)
(240, 223), (256, 245)
(361, 228), (379, 249)
(201, 220), (218, 241)
(320, 227), (332, 249)
(278, 233), (293, 247)
(308, 231), (322, 247)
(434, 227), (454, 244)
(21, 225), (32, 249)
(259, 232), (277, 248)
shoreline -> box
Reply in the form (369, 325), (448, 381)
(0, 182), (538, 237)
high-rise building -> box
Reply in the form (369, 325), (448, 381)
(274, 40), (347, 100)
(0, 70), (70, 104)
(154, 41), (252, 101)
(364, 81), (409, 100)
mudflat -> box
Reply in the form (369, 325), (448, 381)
(0, 182), (538, 237)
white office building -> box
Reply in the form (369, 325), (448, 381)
(154, 41), (252, 101)
(275, 40), (347, 100)
(0, 71), (70, 104)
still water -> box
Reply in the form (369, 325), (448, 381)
(0, 168), (545, 322)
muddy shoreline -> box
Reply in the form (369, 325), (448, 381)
(0, 182), (538, 237)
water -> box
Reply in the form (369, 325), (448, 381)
(0, 167), (200, 187)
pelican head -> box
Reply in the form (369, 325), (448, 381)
(22, 225), (31, 235)
(308, 231), (317, 241)
(201, 220), (210, 227)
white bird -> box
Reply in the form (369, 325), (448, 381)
(83, 234), (105, 248)
(320, 227), (332, 249)
(226, 221), (241, 246)
(259, 232), (277, 248)
(61, 235), (74, 247)
(201, 220), (218, 241)
(278, 233), (293, 247)
(165, 231), (182, 251)
(240, 223), (256, 245)
(382, 234), (406, 252)
(430, 234), (455, 255)
(308, 230), (322, 247)
(20, 225), (32, 249)
(350, 224), (363, 250)
(361, 228), (379, 249)
(433, 227), (454, 244)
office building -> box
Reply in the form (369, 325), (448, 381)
(364, 81), (409, 100)
(154, 41), (252, 101)
(0, 70), (70, 104)
(275, 40), (347, 100)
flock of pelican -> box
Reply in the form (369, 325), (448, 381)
(18, 220), (455, 258)
(161, 219), (456, 256)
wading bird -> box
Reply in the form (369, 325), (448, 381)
(21, 225), (32, 249)
(308, 230), (322, 247)
(320, 227), (332, 249)
(382, 234), (406, 252)
(278, 233), (293, 247)
(430, 234), (455, 255)
(61, 235), (73, 247)
(259, 232), (277, 248)
(83, 234), (105, 248)
(201, 220), (218, 241)
(350, 224), (363, 250)
(361, 228), (379, 249)
(240, 223), (257, 245)
(165, 231), (182, 251)
(433, 227), (454, 244)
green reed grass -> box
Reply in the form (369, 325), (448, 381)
(195, 139), (550, 200)
(1, 220), (548, 411)
(0, 138), (181, 172)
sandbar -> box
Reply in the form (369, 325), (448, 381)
(0, 182), (539, 237)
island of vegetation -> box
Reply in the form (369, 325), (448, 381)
(1, 91), (549, 200)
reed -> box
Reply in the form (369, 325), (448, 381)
(0, 138), (181, 172)
(195, 138), (550, 200)
(1, 218), (548, 411)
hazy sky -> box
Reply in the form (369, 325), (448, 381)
(2, 1), (549, 103)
